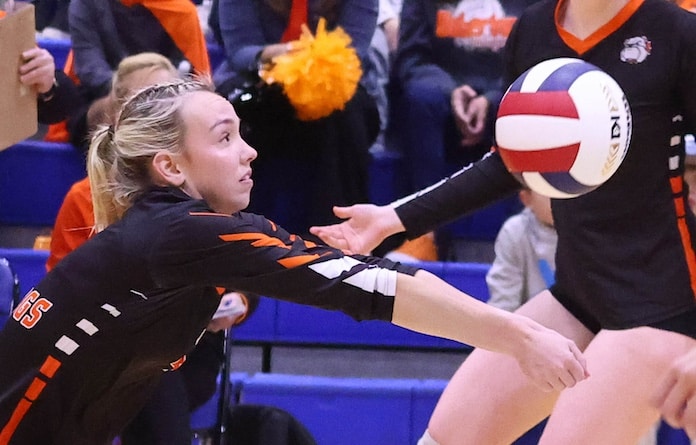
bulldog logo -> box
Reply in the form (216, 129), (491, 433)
(620, 36), (652, 64)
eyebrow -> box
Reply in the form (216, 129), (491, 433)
(209, 117), (237, 131)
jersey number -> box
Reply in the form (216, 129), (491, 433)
(12, 290), (53, 329)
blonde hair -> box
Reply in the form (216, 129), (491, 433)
(111, 52), (178, 104)
(87, 78), (215, 231)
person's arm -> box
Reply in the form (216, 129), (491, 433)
(310, 151), (521, 254)
(392, 0), (456, 93)
(155, 209), (587, 392)
(334, 0), (378, 61)
(218, 0), (273, 73)
(68, 0), (114, 97)
(19, 47), (84, 124)
(37, 70), (84, 125)
(392, 269), (586, 391)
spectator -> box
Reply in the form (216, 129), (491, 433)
(387, 0), (538, 260)
(486, 188), (555, 313)
(364, 0), (402, 153)
(57, 0), (210, 151)
(214, 0), (381, 239)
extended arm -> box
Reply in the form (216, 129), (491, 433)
(310, 151), (521, 254)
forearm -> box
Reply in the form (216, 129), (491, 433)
(391, 270), (533, 355)
(392, 152), (520, 238)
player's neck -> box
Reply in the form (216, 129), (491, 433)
(559, 0), (631, 40)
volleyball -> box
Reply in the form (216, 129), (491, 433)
(495, 58), (632, 199)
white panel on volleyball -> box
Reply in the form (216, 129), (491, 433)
(495, 115), (581, 150)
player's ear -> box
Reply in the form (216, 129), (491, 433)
(151, 151), (185, 187)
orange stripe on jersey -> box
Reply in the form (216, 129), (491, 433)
(24, 378), (46, 402)
(278, 254), (321, 268)
(555, 0), (644, 55)
(0, 355), (63, 441)
(220, 233), (290, 250)
(39, 356), (61, 378)
(671, 176), (684, 195)
(670, 176), (696, 297)
(0, 399), (31, 443)
(219, 233), (324, 268)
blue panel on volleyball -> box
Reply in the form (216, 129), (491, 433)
(0, 141), (86, 226)
(0, 249), (49, 296)
(240, 374), (415, 445)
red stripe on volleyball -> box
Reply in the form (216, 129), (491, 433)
(498, 144), (580, 172)
(497, 91), (578, 119)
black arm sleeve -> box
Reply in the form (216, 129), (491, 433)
(393, 151), (521, 239)
(37, 71), (85, 125)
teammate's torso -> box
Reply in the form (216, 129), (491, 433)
(507, 0), (696, 328)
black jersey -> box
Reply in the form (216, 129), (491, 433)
(0, 187), (417, 444)
(395, 0), (696, 331)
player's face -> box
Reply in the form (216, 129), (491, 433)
(176, 91), (257, 214)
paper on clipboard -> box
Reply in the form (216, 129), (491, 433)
(0, 1), (37, 151)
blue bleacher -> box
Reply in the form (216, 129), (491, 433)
(0, 140), (86, 227)
(241, 373), (416, 445)
(37, 38), (71, 70)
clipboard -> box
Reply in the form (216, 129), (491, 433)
(0, 1), (37, 151)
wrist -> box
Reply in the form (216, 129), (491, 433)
(38, 77), (58, 102)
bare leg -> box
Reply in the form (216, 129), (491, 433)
(540, 327), (696, 445)
(425, 291), (595, 445)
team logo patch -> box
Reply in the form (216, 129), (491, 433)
(620, 36), (651, 64)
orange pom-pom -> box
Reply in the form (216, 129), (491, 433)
(260, 18), (362, 121)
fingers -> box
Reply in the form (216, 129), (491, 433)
(19, 47), (55, 92)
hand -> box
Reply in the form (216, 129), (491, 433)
(451, 85), (489, 147)
(309, 204), (404, 255)
(207, 292), (249, 332)
(206, 315), (238, 333)
(651, 347), (696, 439)
(513, 317), (589, 392)
(20, 47), (56, 94)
